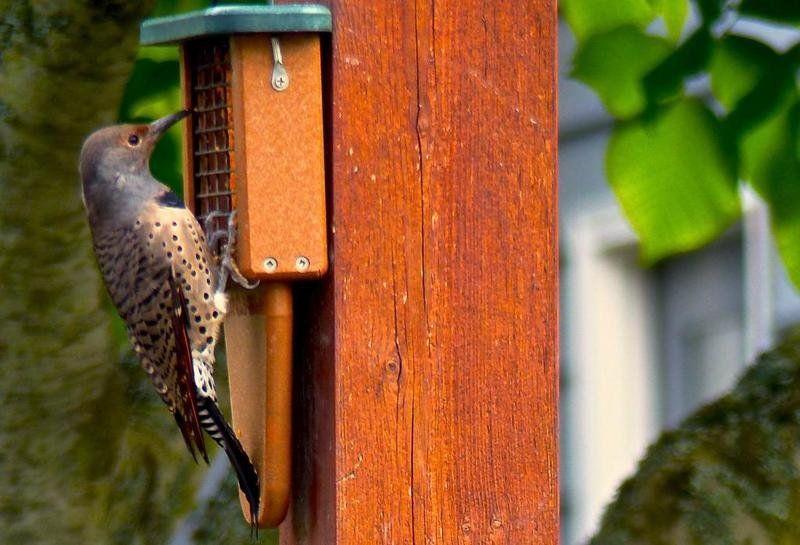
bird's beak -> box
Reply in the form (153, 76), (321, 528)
(149, 109), (190, 140)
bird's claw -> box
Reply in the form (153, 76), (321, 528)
(223, 254), (260, 290)
(202, 211), (230, 253)
(207, 231), (227, 255)
(212, 210), (260, 294)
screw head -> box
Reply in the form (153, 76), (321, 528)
(271, 66), (289, 91)
(263, 257), (278, 273)
(295, 256), (310, 272)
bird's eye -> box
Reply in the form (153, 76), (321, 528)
(128, 134), (140, 146)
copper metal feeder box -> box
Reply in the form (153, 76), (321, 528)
(141, 4), (331, 528)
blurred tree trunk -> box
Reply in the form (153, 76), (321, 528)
(0, 2), (155, 543)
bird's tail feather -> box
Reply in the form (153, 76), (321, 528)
(197, 396), (260, 526)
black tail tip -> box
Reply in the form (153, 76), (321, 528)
(239, 464), (260, 530)
(196, 398), (260, 537)
(248, 496), (259, 537)
(249, 509), (259, 540)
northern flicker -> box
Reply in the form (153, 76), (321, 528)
(79, 110), (259, 523)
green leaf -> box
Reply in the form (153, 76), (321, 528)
(643, 27), (713, 105)
(740, 92), (800, 288)
(710, 36), (781, 111)
(722, 61), (795, 149)
(561, 0), (655, 42)
(572, 27), (672, 119)
(739, 0), (800, 24)
(649, 0), (689, 41)
(696, 0), (724, 21)
(607, 100), (741, 264)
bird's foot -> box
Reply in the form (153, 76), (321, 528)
(214, 211), (260, 293)
(221, 254), (259, 290)
(202, 210), (230, 253)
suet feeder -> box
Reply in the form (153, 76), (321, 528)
(141, 3), (331, 528)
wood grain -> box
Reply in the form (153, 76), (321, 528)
(283, 1), (558, 543)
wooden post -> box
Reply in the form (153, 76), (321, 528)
(282, 1), (558, 544)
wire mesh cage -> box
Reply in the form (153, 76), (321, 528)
(186, 38), (235, 244)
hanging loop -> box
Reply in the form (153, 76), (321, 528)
(270, 36), (289, 91)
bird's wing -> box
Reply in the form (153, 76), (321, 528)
(145, 201), (224, 349)
(144, 201), (227, 456)
(92, 200), (224, 461)
(94, 224), (200, 439)
(167, 270), (207, 462)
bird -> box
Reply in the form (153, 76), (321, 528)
(79, 110), (259, 524)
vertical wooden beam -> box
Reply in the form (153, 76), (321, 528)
(283, 1), (558, 544)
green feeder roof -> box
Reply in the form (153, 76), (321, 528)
(140, 4), (331, 45)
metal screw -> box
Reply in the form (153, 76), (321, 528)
(263, 257), (278, 272)
(295, 256), (310, 272)
(272, 72), (289, 91)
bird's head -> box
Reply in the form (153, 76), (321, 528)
(80, 110), (189, 220)
(80, 110), (189, 182)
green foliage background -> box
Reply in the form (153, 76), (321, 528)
(563, 0), (800, 286)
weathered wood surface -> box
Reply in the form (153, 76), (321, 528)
(282, 1), (558, 544)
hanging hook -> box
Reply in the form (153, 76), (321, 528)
(270, 36), (289, 91)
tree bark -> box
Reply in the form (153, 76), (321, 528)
(0, 2), (156, 543)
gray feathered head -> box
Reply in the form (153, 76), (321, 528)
(80, 110), (189, 224)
